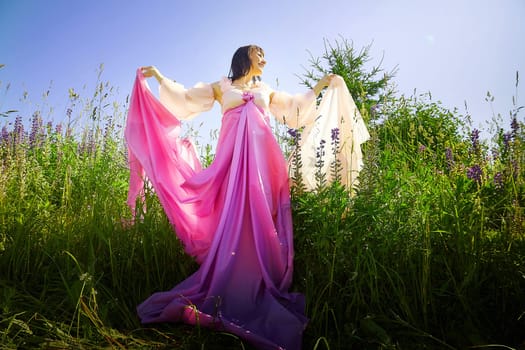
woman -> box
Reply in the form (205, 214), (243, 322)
(125, 45), (366, 350)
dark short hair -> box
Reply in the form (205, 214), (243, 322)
(228, 45), (264, 82)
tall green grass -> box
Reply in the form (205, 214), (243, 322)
(0, 64), (524, 349)
(291, 87), (524, 348)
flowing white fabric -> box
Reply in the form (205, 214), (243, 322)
(286, 76), (370, 190)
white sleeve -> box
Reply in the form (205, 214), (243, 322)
(269, 88), (317, 128)
(159, 79), (215, 120)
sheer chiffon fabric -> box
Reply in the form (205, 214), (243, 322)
(295, 76), (370, 189)
(125, 70), (368, 349)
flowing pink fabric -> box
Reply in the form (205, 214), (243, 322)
(125, 69), (307, 349)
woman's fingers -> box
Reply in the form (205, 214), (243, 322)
(141, 66), (157, 77)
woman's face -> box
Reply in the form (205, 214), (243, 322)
(249, 48), (266, 76)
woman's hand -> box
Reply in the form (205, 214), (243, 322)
(141, 66), (165, 84)
(313, 74), (338, 96)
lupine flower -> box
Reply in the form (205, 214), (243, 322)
(287, 127), (304, 188)
(287, 128), (302, 145)
(14, 115), (24, 144)
(491, 148), (499, 161)
(78, 129), (96, 155)
(511, 117), (519, 139)
(316, 139), (326, 167)
(445, 147), (454, 169)
(1, 126), (8, 145)
(471, 128), (480, 144)
(331, 129), (340, 160)
(370, 104), (381, 116)
(331, 128), (340, 144)
(511, 160), (519, 179)
(314, 139), (327, 188)
(103, 120), (114, 153)
(87, 130), (96, 155)
(470, 128), (480, 154)
(316, 139), (326, 154)
(493, 172), (504, 190)
(503, 132), (512, 152)
(29, 111), (43, 148)
(330, 128), (342, 182)
(104, 119), (113, 138)
(467, 164), (483, 184)
(55, 123), (63, 136)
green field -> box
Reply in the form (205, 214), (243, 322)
(1, 43), (524, 349)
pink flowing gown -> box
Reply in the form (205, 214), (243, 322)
(125, 69), (368, 350)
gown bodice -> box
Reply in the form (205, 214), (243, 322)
(219, 77), (271, 113)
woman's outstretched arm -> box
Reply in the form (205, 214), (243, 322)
(141, 65), (222, 103)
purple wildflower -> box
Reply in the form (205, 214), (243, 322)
(445, 147), (453, 160)
(491, 148), (499, 161)
(511, 117), (519, 139)
(445, 147), (454, 170)
(330, 128), (342, 182)
(78, 129), (96, 155)
(493, 172), (504, 190)
(287, 128), (298, 139)
(467, 164), (483, 184)
(287, 128), (301, 147)
(331, 129), (341, 157)
(316, 139), (326, 166)
(503, 132), (511, 148)
(471, 129), (480, 143)
(331, 128), (340, 143)
(1, 126), (8, 145)
(29, 111), (44, 148)
(370, 104), (380, 116)
(103, 120), (113, 153)
(315, 139), (327, 187)
(55, 123), (63, 136)
(65, 126), (73, 139)
(418, 144), (426, 153)
(470, 128), (480, 154)
(13, 116), (24, 145)
(511, 159), (519, 179)
(88, 130), (96, 155)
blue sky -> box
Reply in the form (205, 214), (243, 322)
(1, 0), (524, 140)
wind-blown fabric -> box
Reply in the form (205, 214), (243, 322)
(284, 76), (370, 190)
(125, 69), (368, 349)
